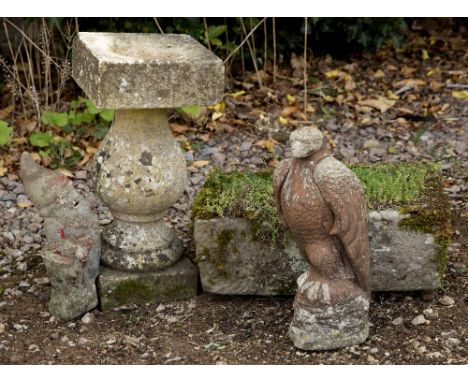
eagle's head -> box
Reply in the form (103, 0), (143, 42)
(290, 126), (323, 158)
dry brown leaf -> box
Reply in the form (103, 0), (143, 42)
(199, 134), (211, 142)
(16, 119), (37, 136)
(57, 169), (73, 178)
(354, 105), (373, 113)
(394, 79), (426, 88)
(255, 138), (278, 152)
(0, 105), (14, 119)
(359, 96), (396, 113)
(86, 146), (97, 154)
(79, 154), (91, 167)
(386, 64), (398, 71)
(305, 104), (316, 113)
(345, 78), (356, 90)
(31, 152), (41, 162)
(452, 90), (468, 99)
(12, 137), (28, 145)
(373, 69), (385, 79)
(429, 81), (444, 91)
(171, 123), (189, 134)
(17, 202), (33, 208)
(280, 106), (298, 117)
(192, 160), (210, 168)
(0, 167), (8, 177)
(401, 67), (417, 77)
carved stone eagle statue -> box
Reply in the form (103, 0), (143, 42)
(273, 127), (369, 308)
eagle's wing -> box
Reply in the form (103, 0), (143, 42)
(272, 158), (292, 228)
(314, 157), (370, 293)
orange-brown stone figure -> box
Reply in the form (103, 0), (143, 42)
(273, 126), (370, 350)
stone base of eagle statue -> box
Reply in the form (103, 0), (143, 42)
(273, 126), (370, 351)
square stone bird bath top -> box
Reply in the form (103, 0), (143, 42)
(72, 32), (224, 109)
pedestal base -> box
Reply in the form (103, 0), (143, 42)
(101, 218), (183, 272)
(289, 295), (370, 351)
(98, 258), (198, 310)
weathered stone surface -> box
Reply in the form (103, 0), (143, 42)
(368, 209), (440, 291)
(289, 276), (369, 351)
(194, 218), (305, 295)
(98, 258), (198, 310)
(194, 213), (441, 295)
(91, 109), (186, 271)
(19, 152), (100, 321)
(72, 32), (224, 109)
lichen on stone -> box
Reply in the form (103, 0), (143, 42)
(112, 279), (153, 305)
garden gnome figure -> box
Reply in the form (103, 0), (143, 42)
(20, 152), (100, 321)
(273, 126), (370, 350)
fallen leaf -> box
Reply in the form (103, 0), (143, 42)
(280, 106), (298, 117)
(422, 49), (430, 60)
(57, 169), (73, 178)
(373, 69), (385, 79)
(86, 146), (97, 154)
(359, 96), (396, 113)
(212, 102), (225, 113)
(0, 167), (7, 176)
(12, 137), (28, 145)
(171, 123), (189, 134)
(212, 112), (223, 121)
(394, 79), (426, 88)
(29, 152), (41, 162)
(452, 90), (468, 100)
(228, 90), (246, 98)
(286, 94), (296, 104)
(386, 91), (400, 100)
(255, 138), (278, 152)
(0, 105), (14, 119)
(429, 81), (444, 91)
(79, 154), (91, 167)
(192, 160), (210, 168)
(401, 67), (417, 77)
(278, 116), (289, 126)
(17, 202), (33, 208)
(355, 105), (373, 113)
(345, 78), (356, 90)
(325, 70), (346, 79)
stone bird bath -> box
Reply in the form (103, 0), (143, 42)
(72, 32), (224, 308)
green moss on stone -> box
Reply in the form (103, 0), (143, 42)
(192, 162), (451, 281)
(351, 162), (441, 209)
(112, 279), (153, 305)
(195, 229), (238, 277)
(192, 170), (280, 241)
(397, 169), (452, 283)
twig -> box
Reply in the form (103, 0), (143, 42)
(152, 17), (164, 34)
(238, 18), (263, 88)
(249, 18), (258, 72)
(263, 19), (267, 73)
(446, 84), (468, 89)
(4, 18), (61, 69)
(203, 17), (211, 51)
(303, 17), (308, 117)
(272, 17), (277, 85)
(394, 84), (413, 96)
(223, 17), (266, 63)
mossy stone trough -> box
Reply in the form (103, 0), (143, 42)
(192, 163), (451, 295)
